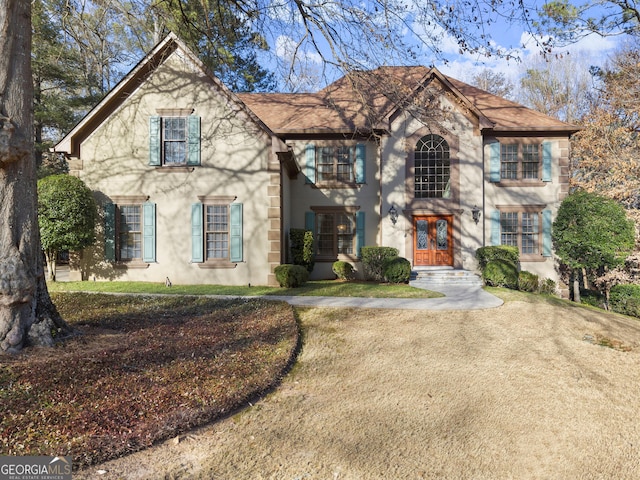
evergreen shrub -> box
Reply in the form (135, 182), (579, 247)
(476, 246), (520, 271)
(482, 259), (519, 289)
(383, 256), (411, 283)
(518, 271), (539, 292)
(361, 246), (399, 282)
(332, 261), (355, 281)
(274, 264), (309, 288)
(610, 284), (640, 318)
(289, 228), (314, 272)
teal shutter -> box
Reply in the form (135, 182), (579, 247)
(191, 203), (203, 263)
(489, 141), (501, 182)
(187, 115), (201, 166)
(305, 211), (315, 235)
(355, 211), (365, 257)
(491, 209), (501, 246)
(542, 141), (552, 182)
(542, 209), (552, 257)
(355, 144), (366, 184)
(142, 202), (156, 263)
(104, 203), (116, 261)
(305, 144), (316, 184)
(149, 116), (161, 166)
(230, 203), (243, 263)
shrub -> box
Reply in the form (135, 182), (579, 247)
(580, 289), (606, 309)
(383, 256), (411, 283)
(482, 259), (519, 289)
(332, 261), (355, 281)
(476, 246), (520, 271)
(289, 228), (314, 273)
(274, 264), (309, 288)
(610, 284), (640, 318)
(539, 278), (557, 295)
(518, 271), (539, 292)
(361, 246), (399, 282)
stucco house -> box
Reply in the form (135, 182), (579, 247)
(55, 33), (578, 287)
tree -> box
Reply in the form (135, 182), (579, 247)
(0, 0), (71, 352)
(469, 69), (514, 99)
(38, 175), (97, 282)
(552, 190), (635, 302)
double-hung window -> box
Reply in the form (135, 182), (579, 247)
(305, 143), (366, 186)
(191, 197), (243, 266)
(489, 140), (552, 184)
(306, 207), (365, 260)
(492, 207), (552, 259)
(149, 111), (200, 167)
(104, 198), (156, 264)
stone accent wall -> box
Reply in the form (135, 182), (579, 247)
(267, 165), (282, 286)
(558, 138), (571, 201)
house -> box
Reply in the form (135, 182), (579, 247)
(54, 33), (579, 287)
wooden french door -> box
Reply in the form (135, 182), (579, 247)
(413, 215), (454, 266)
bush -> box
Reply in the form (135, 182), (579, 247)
(332, 261), (355, 281)
(476, 246), (520, 271)
(289, 228), (314, 273)
(610, 284), (640, 318)
(274, 264), (309, 288)
(539, 278), (557, 295)
(580, 289), (606, 309)
(518, 271), (539, 292)
(361, 246), (399, 282)
(383, 256), (411, 283)
(482, 259), (519, 289)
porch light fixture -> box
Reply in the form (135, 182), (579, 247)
(471, 205), (481, 224)
(388, 205), (399, 225)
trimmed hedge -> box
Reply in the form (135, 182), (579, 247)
(274, 264), (309, 288)
(610, 284), (640, 318)
(332, 261), (355, 281)
(361, 246), (399, 282)
(539, 278), (557, 295)
(476, 246), (520, 271)
(383, 256), (411, 283)
(482, 259), (519, 288)
(518, 271), (539, 292)
(289, 228), (314, 273)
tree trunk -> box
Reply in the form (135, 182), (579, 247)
(44, 250), (56, 282)
(572, 270), (581, 303)
(0, 0), (70, 352)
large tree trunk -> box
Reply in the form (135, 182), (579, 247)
(0, 0), (70, 352)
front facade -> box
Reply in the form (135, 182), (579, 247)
(55, 34), (577, 287)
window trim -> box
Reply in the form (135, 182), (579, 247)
(490, 138), (552, 186)
(149, 110), (200, 168)
(105, 196), (154, 268)
(414, 134), (452, 199)
(192, 196), (241, 268)
(305, 142), (366, 188)
(494, 205), (549, 261)
(310, 206), (361, 261)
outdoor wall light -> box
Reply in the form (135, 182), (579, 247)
(388, 205), (399, 225)
(471, 205), (481, 224)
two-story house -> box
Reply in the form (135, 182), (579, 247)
(55, 33), (578, 287)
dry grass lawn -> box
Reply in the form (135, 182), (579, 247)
(76, 290), (640, 479)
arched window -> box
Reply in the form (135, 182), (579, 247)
(414, 134), (451, 198)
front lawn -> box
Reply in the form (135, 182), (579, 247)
(0, 293), (299, 468)
(48, 279), (443, 298)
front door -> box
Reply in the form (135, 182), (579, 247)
(413, 215), (454, 266)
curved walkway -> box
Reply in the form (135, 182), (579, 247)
(267, 285), (503, 310)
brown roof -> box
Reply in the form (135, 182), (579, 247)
(239, 66), (578, 135)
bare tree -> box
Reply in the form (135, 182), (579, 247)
(0, 0), (70, 352)
(469, 69), (515, 99)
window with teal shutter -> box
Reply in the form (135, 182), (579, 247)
(230, 203), (243, 263)
(305, 144), (316, 184)
(187, 115), (201, 166)
(542, 209), (552, 256)
(355, 144), (366, 184)
(142, 202), (156, 263)
(542, 141), (552, 182)
(356, 211), (365, 257)
(305, 211), (315, 235)
(104, 203), (116, 261)
(191, 203), (204, 263)
(490, 209), (501, 246)
(489, 142), (501, 182)
(149, 116), (161, 166)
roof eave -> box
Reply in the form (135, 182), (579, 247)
(484, 125), (582, 135)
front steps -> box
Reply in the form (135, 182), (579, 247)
(410, 267), (483, 289)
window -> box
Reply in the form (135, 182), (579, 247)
(104, 200), (156, 264)
(306, 208), (364, 260)
(191, 198), (243, 265)
(490, 140), (552, 183)
(149, 114), (200, 167)
(414, 134), (450, 198)
(492, 207), (552, 259)
(305, 143), (366, 186)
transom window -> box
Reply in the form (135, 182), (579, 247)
(163, 117), (187, 165)
(414, 134), (451, 198)
(317, 146), (355, 183)
(501, 143), (540, 180)
(500, 211), (540, 255)
(316, 212), (355, 257)
(118, 205), (142, 260)
(205, 205), (229, 260)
